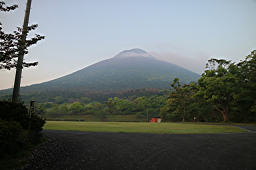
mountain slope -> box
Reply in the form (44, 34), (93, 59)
(26, 49), (199, 91)
(0, 49), (200, 101)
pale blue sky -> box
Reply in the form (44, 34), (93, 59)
(0, 0), (256, 89)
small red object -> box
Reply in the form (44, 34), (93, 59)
(151, 117), (161, 123)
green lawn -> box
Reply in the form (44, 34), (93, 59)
(44, 121), (246, 134)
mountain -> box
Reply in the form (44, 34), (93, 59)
(0, 48), (200, 101)
(26, 48), (198, 90)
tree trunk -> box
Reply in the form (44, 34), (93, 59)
(221, 106), (229, 122)
(182, 106), (185, 122)
(12, 0), (32, 103)
(221, 110), (229, 122)
(215, 106), (229, 122)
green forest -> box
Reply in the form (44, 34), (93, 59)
(36, 50), (256, 122)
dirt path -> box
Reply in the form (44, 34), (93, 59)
(20, 130), (256, 170)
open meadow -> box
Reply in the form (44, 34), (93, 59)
(44, 121), (246, 134)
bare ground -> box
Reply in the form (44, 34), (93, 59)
(19, 130), (256, 170)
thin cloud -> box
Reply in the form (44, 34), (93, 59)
(151, 51), (209, 74)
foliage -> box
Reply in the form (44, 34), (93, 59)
(0, 1), (18, 12)
(0, 1), (44, 70)
(0, 101), (30, 129)
(39, 95), (167, 122)
(0, 101), (45, 156)
(0, 120), (28, 156)
(234, 50), (256, 121)
(28, 113), (45, 143)
(198, 59), (237, 121)
(161, 50), (256, 122)
(69, 102), (84, 113)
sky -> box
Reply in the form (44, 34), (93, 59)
(0, 0), (256, 90)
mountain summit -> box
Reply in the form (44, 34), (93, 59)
(114, 48), (153, 58)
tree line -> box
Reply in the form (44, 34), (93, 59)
(37, 95), (167, 121)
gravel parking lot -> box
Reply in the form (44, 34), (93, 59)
(20, 130), (256, 170)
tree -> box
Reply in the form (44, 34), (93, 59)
(0, 1), (17, 11)
(69, 102), (84, 113)
(114, 98), (133, 115)
(234, 50), (256, 121)
(166, 78), (196, 122)
(161, 50), (256, 123)
(0, 0), (45, 102)
(91, 102), (105, 120)
(58, 103), (69, 113)
(105, 98), (115, 114)
(198, 59), (238, 122)
(0, 1), (18, 69)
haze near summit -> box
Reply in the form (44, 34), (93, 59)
(0, 0), (255, 90)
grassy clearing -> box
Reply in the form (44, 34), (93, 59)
(44, 121), (246, 134)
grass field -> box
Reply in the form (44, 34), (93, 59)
(44, 121), (246, 134)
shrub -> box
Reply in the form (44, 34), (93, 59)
(0, 101), (30, 129)
(0, 101), (45, 155)
(0, 120), (28, 157)
(0, 101), (45, 132)
(28, 113), (45, 144)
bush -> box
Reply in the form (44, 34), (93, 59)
(0, 120), (28, 157)
(28, 113), (45, 144)
(0, 101), (45, 156)
(0, 101), (45, 132)
(0, 101), (30, 129)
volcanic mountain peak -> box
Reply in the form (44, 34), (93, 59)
(114, 48), (153, 58)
